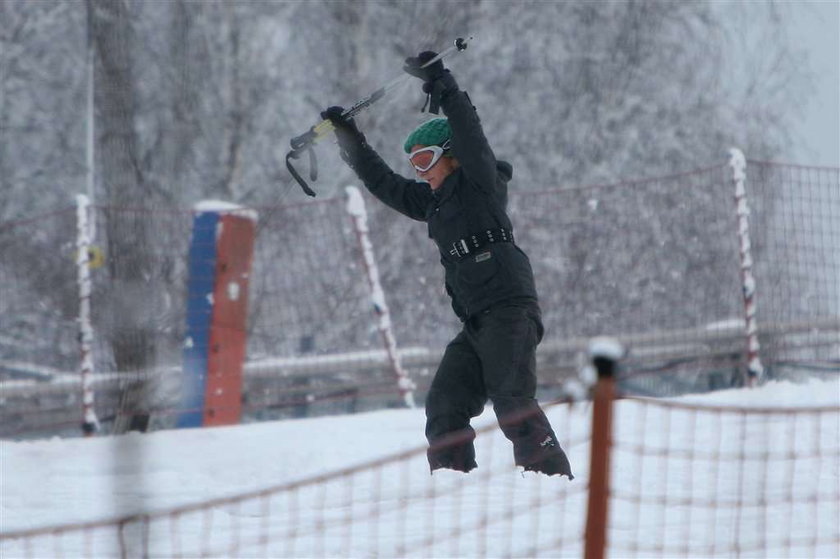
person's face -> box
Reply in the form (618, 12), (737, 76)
(408, 144), (459, 190)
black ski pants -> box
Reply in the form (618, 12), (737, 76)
(425, 300), (572, 477)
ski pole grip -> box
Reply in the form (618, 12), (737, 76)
(290, 120), (336, 151)
(290, 128), (316, 151)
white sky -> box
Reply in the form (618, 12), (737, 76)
(789, 1), (840, 166)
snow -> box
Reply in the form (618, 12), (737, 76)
(344, 185), (367, 220)
(226, 281), (240, 301)
(588, 337), (625, 361)
(75, 194), (99, 432)
(678, 377), (839, 408)
(728, 147), (746, 181)
(193, 200), (258, 223)
(1, 377), (838, 557)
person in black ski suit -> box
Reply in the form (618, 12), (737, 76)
(321, 51), (573, 479)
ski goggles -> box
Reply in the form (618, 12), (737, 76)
(407, 139), (451, 172)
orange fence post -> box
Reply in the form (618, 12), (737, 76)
(584, 338), (623, 559)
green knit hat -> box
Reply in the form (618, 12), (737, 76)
(403, 118), (452, 153)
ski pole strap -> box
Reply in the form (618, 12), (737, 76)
(286, 119), (336, 196)
(448, 227), (514, 259)
(285, 145), (318, 197)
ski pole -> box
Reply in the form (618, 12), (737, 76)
(286, 36), (472, 197)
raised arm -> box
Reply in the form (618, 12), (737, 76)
(321, 106), (433, 221)
(403, 52), (498, 191)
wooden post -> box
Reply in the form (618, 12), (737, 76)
(584, 338), (623, 559)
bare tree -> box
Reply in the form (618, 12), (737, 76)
(89, 0), (160, 432)
(0, 0), (819, 434)
(0, 1), (83, 220)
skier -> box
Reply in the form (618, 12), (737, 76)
(320, 51), (573, 478)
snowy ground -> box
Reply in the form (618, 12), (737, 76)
(1, 376), (838, 558)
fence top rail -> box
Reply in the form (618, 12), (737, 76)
(746, 158), (840, 171)
(2, 159), (836, 230)
(2, 318), (836, 396)
(620, 394), (840, 415)
(519, 162), (730, 196)
(0, 206), (76, 233)
(540, 316), (840, 355)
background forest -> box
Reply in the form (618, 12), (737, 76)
(2, 1), (835, 433)
(1, 0), (812, 218)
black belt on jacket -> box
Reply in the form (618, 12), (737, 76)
(448, 227), (514, 259)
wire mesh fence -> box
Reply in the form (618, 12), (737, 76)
(1, 391), (837, 558)
(0, 159), (837, 436)
(0, 402), (586, 558)
(1, 155), (838, 555)
(608, 398), (839, 557)
(745, 162), (840, 366)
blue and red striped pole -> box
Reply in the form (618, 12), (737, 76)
(178, 202), (256, 427)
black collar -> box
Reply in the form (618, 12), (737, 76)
(432, 167), (461, 204)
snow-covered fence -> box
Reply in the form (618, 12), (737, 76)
(729, 148), (765, 385)
(1, 192), (416, 435)
(529, 160), (838, 382)
(345, 186), (416, 408)
(737, 160), (840, 372)
(0, 158), (838, 436)
(604, 399), (840, 557)
(75, 194), (100, 435)
(1, 358), (837, 558)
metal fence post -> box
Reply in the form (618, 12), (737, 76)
(728, 148), (765, 386)
(76, 194), (100, 435)
(345, 186), (416, 408)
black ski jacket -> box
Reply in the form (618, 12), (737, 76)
(337, 77), (538, 320)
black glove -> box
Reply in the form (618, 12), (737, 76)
(403, 51), (446, 83)
(320, 106), (364, 147)
(403, 51), (458, 114)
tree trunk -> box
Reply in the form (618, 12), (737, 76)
(88, 0), (156, 433)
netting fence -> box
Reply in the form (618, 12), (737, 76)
(1, 377), (838, 558)
(0, 156), (838, 557)
(2, 401), (587, 558)
(744, 162), (840, 368)
(0, 158), (838, 436)
(607, 397), (839, 558)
